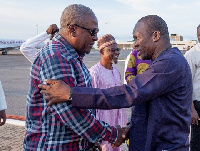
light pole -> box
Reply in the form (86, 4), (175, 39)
(36, 24), (38, 35)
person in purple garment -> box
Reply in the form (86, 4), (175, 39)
(39, 15), (192, 151)
(89, 34), (127, 151)
(125, 49), (150, 83)
(124, 49), (150, 150)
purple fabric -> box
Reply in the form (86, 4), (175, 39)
(72, 47), (192, 151)
(89, 62), (128, 151)
(125, 49), (150, 83)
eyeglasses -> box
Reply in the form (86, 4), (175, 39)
(108, 48), (120, 53)
(74, 24), (99, 36)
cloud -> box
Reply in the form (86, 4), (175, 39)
(116, 0), (160, 12)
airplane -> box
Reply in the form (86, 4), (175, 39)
(0, 38), (25, 55)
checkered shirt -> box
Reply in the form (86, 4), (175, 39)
(23, 33), (117, 151)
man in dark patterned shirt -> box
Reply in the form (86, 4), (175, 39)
(23, 4), (124, 151)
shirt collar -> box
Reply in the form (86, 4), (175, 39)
(53, 33), (84, 61)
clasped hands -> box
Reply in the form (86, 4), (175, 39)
(38, 79), (130, 148)
(111, 124), (130, 148)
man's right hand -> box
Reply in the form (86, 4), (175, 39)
(46, 24), (58, 35)
(38, 79), (71, 106)
(111, 125), (128, 148)
(191, 101), (200, 125)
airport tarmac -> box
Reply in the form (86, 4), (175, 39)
(0, 49), (131, 116)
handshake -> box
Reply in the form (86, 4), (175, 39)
(111, 123), (130, 149)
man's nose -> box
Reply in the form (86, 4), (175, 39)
(92, 34), (98, 41)
(133, 41), (138, 49)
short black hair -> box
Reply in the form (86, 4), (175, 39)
(138, 15), (169, 38)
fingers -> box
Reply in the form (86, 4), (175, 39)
(50, 24), (58, 33)
(38, 79), (58, 89)
(191, 118), (199, 125)
(0, 117), (6, 126)
(122, 125), (130, 139)
(111, 143), (117, 149)
(2, 117), (6, 126)
(47, 25), (58, 34)
(112, 125), (126, 148)
(44, 79), (59, 85)
(47, 100), (55, 106)
(0, 110), (6, 126)
(38, 84), (49, 90)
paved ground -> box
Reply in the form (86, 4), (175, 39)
(0, 120), (25, 151)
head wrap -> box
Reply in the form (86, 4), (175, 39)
(97, 34), (117, 51)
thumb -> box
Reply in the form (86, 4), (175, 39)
(122, 126), (129, 139)
(47, 100), (54, 106)
(44, 79), (58, 85)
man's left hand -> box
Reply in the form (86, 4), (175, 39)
(0, 110), (6, 126)
(111, 125), (126, 148)
(38, 79), (71, 106)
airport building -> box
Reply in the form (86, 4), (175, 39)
(117, 34), (197, 51)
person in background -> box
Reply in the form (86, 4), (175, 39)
(125, 49), (150, 83)
(23, 4), (125, 151)
(38, 15), (193, 151)
(20, 24), (58, 63)
(184, 24), (200, 151)
(90, 34), (127, 151)
(0, 78), (7, 126)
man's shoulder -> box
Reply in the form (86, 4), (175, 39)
(155, 47), (185, 67)
(38, 40), (74, 62)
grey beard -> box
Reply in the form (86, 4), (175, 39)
(113, 60), (118, 64)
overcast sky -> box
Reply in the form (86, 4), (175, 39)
(1, 0), (199, 41)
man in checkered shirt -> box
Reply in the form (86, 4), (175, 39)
(23, 4), (124, 151)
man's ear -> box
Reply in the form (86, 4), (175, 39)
(100, 49), (104, 55)
(152, 31), (160, 42)
(68, 25), (77, 37)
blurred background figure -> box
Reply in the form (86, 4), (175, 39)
(124, 49), (150, 83)
(185, 24), (200, 151)
(89, 34), (128, 151)
(0, 78), (7, 126)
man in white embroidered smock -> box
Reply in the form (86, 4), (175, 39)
(89, 34), (128, 151)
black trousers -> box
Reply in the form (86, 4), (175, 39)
(190, 100), (200, 151)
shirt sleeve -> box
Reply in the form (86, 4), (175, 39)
(20, 32), (49, 63)
(71, 56), (186, 109)
(39, 55), (117, 143)
(0, 80), (7, 111)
